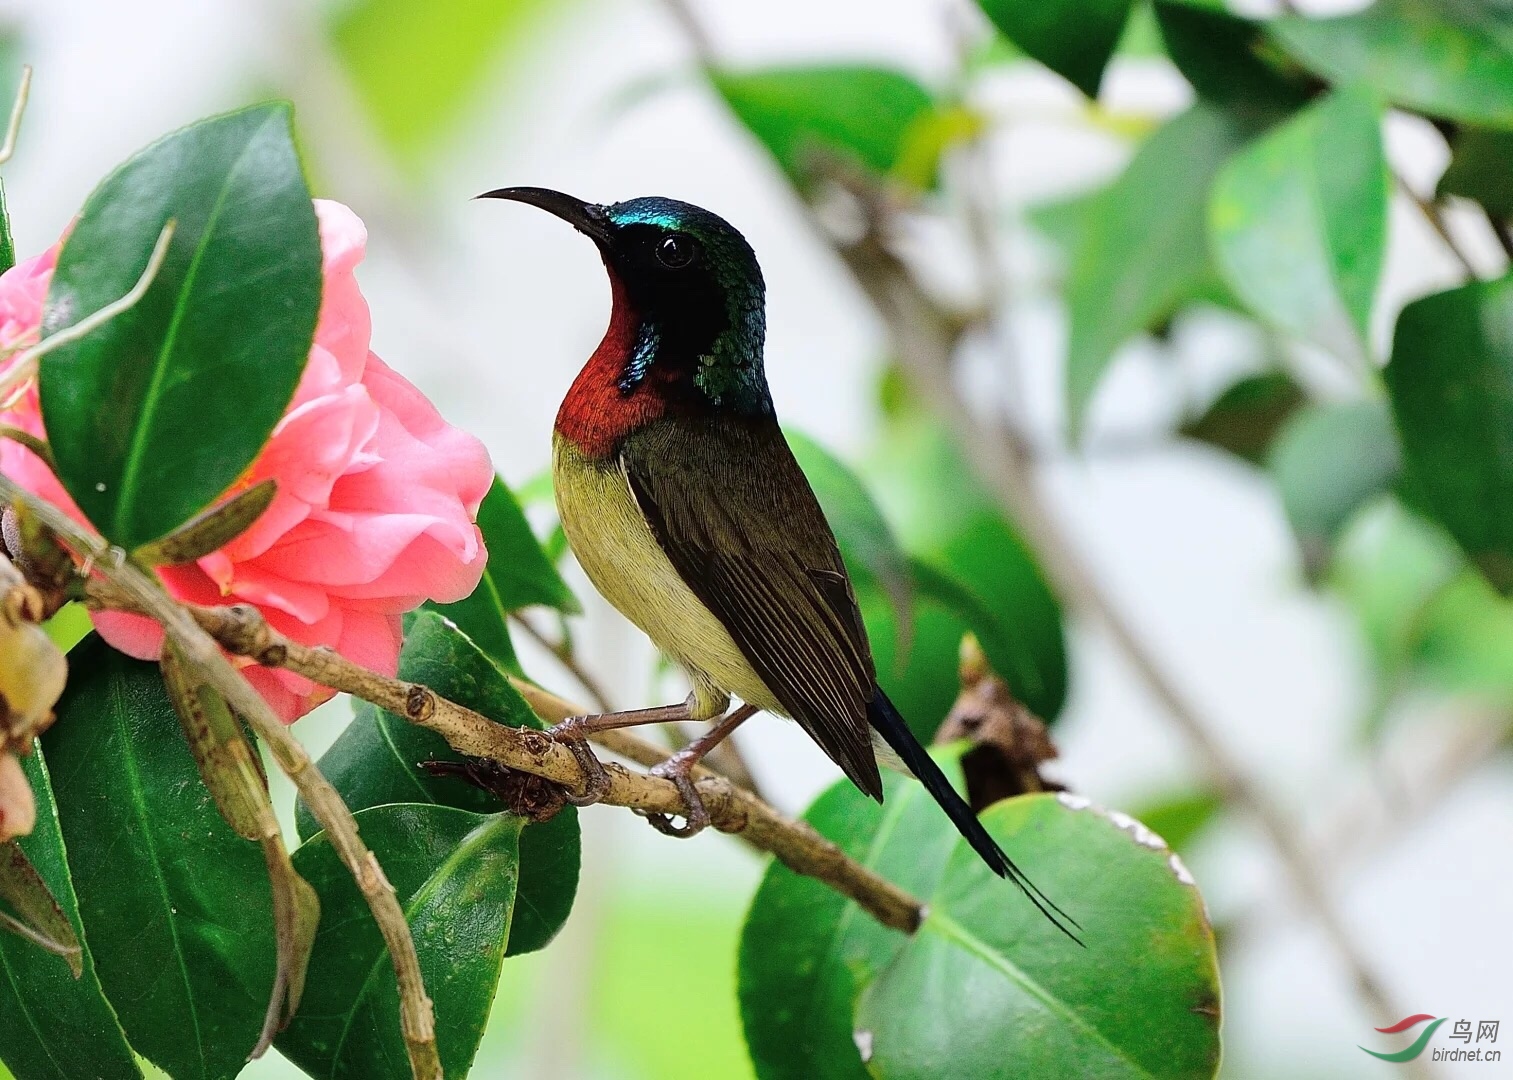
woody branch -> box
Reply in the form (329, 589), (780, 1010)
(0, 478), (926, 936)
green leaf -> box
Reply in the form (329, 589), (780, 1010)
(1124, 788), (1224, 854)
(1438, 125), (1513, 218)
(39, 603), (92, 654)
(131, 479), (277, 568)
(1210, 86), (1387, 361)
(1412, 564), (1513, 695)
(328, 0), (556, 166)
(855, 794), (1220, 1079)
(297, 611), (578, 957)
(975, 0), (1133, 97)
(787, 429), (912, 646)
(1329, 498), (1462, 689)
(1384, 273), (1513, 590)
(714, 66), (938, 186)
(1179, 371), (1308, 466)
(428, 475), (578, 674)
(865, 413), (1067, 726)
(1332, 499), (1513, 711)
(38, 104), (321, 549)
(1270, 0), (1513, 128)
(860, 580), (972, 743)
(0, 179), (13, 278)
(1154, 0), (1316, 114)
(1267, 400), (1401, 578)
(738, 758), (966, 1080)
(0, 745), (142, 1080)
(1065, 102), (1263, 434)
(41, 639), (275, 1080)
(0, 43), (20, 276)
(279, 805), (522, 1080)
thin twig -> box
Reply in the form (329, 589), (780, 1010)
(0, 221), (177, 407)
(0, 65), (33, 169)
(0, 477), (443, 1080)
(1395, 172), (1478, 279)
(147, 600), (924, 934)
(509, 612), (615, 714)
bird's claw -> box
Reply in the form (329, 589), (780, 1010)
(547, 717), (612, 806)
(641, 759), (709, 838)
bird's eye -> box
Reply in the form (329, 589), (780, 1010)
(655, 233), (698, 269)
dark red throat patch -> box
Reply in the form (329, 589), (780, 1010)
(555, 267), (673, 459)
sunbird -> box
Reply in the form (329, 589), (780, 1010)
(482, 188), (1077, 940)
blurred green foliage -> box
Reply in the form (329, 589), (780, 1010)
(329, 0), (560, 167)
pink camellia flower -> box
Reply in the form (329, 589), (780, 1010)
(0, 200), (493, 720)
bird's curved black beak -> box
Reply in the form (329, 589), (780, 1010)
(476, 186), (613, 245)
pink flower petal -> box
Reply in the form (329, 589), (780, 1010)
(0, 199), (492, 723)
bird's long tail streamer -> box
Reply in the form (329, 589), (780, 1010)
(868, 689), (1083, 945)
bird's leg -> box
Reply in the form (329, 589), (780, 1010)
(546, 697), (695, 806)
(642, 703), (758, 839)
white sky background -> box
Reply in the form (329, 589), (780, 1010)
(5, 0), (1511, 1077)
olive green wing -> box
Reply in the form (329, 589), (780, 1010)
(620, 415), (883, 799)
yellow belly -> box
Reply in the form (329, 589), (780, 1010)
(553, 434), (783, 720)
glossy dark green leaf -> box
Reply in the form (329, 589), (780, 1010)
(1211, 86), (1387, 360)
(738, 756), (965, 1080)
(473, 474), (577, 614)
(714, 66), (937, 186)
(41, 639), (275, 1080)
(1155, 0), (1316, 114)
(0, 745), (142, 1080)
(1270, 0), (1513, 128)
(969, 3), (1166, 71)
(298, 611), (578, 956)
(132, 478), (277, 568)
(975, 0), (1133, 97)
(980, 0), (1137, 95)
(1438, 126), (1513, 218)
(865, 414), (1066, 725)
(278, 805), (521, 1080)
(429, 475), (578, 675)
(329, 0), (558, 164)
(1179, 371), (1307, 466)
(788, 428), (912, 646)
(38, 104), (321, 549)
(1268, 400), (1400, 578)
(1385, 273), (1513, 590)
(856, 794), (1220, 1079)
(1066, 103), (1262, 433)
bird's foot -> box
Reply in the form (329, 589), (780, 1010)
(640, 752), (710, 838)
(545, 715), (612, 807)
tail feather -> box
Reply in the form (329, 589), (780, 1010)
(868, 689), (1083, 945)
